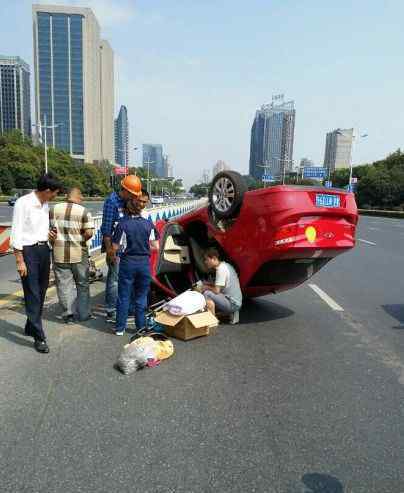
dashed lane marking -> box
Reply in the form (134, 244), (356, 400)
(358, 238), (377, 246)
(308, 283), (344, 312)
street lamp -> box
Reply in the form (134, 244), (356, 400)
(336, 130), (368, 190)
(32, 114), (63, 174)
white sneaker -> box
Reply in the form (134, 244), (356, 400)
(115, 330), (124, 336)
(229, 310), (239, 325)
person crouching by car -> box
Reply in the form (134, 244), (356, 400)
(111, 192), (159, 336)
(201, 247), (242, 324)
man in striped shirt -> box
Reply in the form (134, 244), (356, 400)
(50, 187), (94, 323)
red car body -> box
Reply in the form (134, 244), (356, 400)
(150, 185), (358, 299)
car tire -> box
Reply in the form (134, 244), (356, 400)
(209, 171), (247, 219)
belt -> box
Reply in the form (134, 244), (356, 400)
(30, 241), (48, 246)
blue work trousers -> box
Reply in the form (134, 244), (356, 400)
(116, 256), (151, 332)
(105, 259), (136, 314)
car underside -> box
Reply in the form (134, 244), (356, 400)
(149, 171), (358, 301)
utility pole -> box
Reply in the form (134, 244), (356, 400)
(143, 158), (155, 196)
(33, 114), (61, 174)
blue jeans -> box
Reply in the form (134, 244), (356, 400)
(105, 259), (136, 314)
(116, 256), (151, 332)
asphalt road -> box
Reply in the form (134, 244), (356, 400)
(0, 201), (104, 223)
(1, 215), (404, 492)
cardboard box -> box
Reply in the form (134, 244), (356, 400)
(155, 310), (218, 341)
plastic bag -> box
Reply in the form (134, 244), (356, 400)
(165, 290), (206, 316)
(116, 337), (157, 375)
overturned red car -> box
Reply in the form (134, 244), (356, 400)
(149, 171), (358, 300)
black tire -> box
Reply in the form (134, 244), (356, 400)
(209, 171), (247, 219)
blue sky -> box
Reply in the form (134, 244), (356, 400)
(1, 0), (403, 186)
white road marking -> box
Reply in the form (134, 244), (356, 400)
(308, 283), (344, 312)
(367, 227), (380, 231)
(358, 238), (377, 245)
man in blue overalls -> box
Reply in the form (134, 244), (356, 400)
(112, 191), (159, 335)
(101, 175), (142, 322)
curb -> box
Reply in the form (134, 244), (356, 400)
(359, 209), (404, 219)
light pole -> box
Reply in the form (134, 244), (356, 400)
(274, 156), (294, 185)
(336, 129), (368, 190)
(143, 158), (155, 196)
(32, 114), (62, 174)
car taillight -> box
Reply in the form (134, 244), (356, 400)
(273, 225), (298, 247)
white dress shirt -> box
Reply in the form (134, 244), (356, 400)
(10, 192), (50, 250)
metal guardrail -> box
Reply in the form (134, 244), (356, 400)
(0, 199), (205, 256)
(88, 199), (205, 254)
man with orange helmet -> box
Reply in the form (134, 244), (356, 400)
(101, 174), (142, 321)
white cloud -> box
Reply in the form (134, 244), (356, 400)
(34, 0), (136, 28)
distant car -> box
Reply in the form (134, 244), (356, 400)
(150, 196), (165, 205)
(149, 171), (358, 300)
(8, 196), (18, 206)
(8, 189), (33, 206)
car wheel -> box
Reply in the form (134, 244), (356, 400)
(209, 171), (247, 219)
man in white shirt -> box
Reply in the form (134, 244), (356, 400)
(201, 247), (242, 324)
(10, 174), (62, 353)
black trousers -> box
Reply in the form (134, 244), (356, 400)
(21, 244), (50, 341)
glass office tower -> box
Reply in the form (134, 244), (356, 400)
(114, 105), (129, 167)
(249, 100), (296, 181)
(33, 5), (114, 163)
(142, 144), (164, 178)
(35, 11), (84, 155)
(0, 56), (31, 137)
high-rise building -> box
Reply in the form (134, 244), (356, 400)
(33, 4), (114, 163)
(100, 40), (114, 163)
(114, 105), (129, 167)
(300, 157), (314, 168)
(163, 154), (173, 178)
(249, 98), (296, 181)
(212, 160), (229, 177)
(143, 143), (164, 177)
(323, 128), (353, 174)
(0, 56), (31, 137)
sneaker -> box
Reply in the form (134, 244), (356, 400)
(115, 330), (124, 336)
(229, 310), (239, 325)
(106, 311), (116, 323)
(62, 314), (75, 325)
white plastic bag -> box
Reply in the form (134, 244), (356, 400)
(165, 290), (206, 316)
(116, 337), (157, 375)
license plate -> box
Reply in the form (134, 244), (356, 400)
(315, 194), (340, 208)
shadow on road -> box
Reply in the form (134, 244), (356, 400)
(301, 472), (344, 492)
(382, 304), (404, 329)
(0, 318), (34, 348)
(240, 297), (294, 324)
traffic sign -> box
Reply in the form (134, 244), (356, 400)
(114, 166), (127, 175)
(303, 167), (327, 179)
(351, 177), (358, 183)
(262, 174), (275, 183)
(324, 180), (333, 188)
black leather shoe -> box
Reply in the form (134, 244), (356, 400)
(34, 340), (50, 353)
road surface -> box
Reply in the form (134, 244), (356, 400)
(1, 215), (404, 492)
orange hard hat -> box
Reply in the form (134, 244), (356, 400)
(121, 174), (142, 196)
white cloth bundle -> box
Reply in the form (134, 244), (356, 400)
(165, 290), (206, 316)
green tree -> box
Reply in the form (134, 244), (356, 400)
(189, 183), (209, 197)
